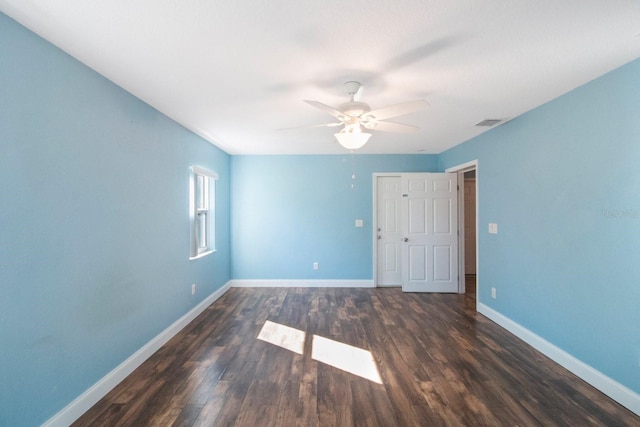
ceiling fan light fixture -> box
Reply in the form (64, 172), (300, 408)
(334, 129), (371, 150)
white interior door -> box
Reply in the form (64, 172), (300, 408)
(376, 176), (402, 286)
(401, 173), (458, 292)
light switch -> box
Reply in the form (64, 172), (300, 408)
(488, 223), (498, 234)
(355, 219), (363, 228)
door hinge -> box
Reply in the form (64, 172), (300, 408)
(457, 184), (460, 191)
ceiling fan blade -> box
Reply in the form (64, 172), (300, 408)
(277, 122), (343, 131)
(364, 100), (429, 121)
(304, 100), (345, 119)
(362, 121), (419, 133)
(313, 122), (343, 128)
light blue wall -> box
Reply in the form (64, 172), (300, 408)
(439, 58), (640, 394)
(0, 13), (231, 426)
(231, 155), (437, 279)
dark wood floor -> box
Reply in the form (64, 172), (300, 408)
(74, 287), (638, 426)
(465, 274), (476, 295)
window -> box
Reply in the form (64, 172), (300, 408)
(190, 166), (217, 259)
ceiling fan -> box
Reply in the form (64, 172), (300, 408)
(303, 81), (429, 149)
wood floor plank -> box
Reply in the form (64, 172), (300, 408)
(73, 288), (639, 427)
(190, 379), (231, 426)
(170, 404), (202, 427)
(274, 380), (299, 427)
(208, 360), (258, 426)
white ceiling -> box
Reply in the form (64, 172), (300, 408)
(2, 1), (640, 155)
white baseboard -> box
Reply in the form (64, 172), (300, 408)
(229, 279), (374, 288)
(478, 303), (640, 416)
(43, 282), (231, 427)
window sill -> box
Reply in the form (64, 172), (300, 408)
(189, 249), (216, 261)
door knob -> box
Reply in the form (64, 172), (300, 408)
(403, 237), (409, 242)
(377, 235), (381, 240)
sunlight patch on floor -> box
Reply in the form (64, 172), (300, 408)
(311, 334), (383, 384)
(257, 321), (383, 384)
(257, 320), (305, 355)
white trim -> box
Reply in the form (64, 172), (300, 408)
(43, 282), (232, 427)
(445, 159), (478, 173)
(478, 303), (640, 416)
(191, 165), (218, 180)
(229, 279), (374, 288)
(189, 249), (215, 261)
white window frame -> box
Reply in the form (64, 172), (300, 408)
(189, 166), (218, 260)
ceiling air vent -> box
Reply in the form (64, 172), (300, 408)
(475, 119), (504, 127)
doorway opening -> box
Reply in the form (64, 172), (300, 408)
(445, 160), (478, 304)
(463, 170), (476, 295)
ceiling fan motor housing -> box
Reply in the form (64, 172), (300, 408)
(339, 101), (371, 118)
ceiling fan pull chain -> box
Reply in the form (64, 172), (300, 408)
(350, 152), (357, 190)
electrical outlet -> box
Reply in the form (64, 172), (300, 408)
(313, 262), (319, 270)
(491, 287), (497, 299)
(191, 284), (196, 295)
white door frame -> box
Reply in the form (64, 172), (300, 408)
(445, 160), (479, 300)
